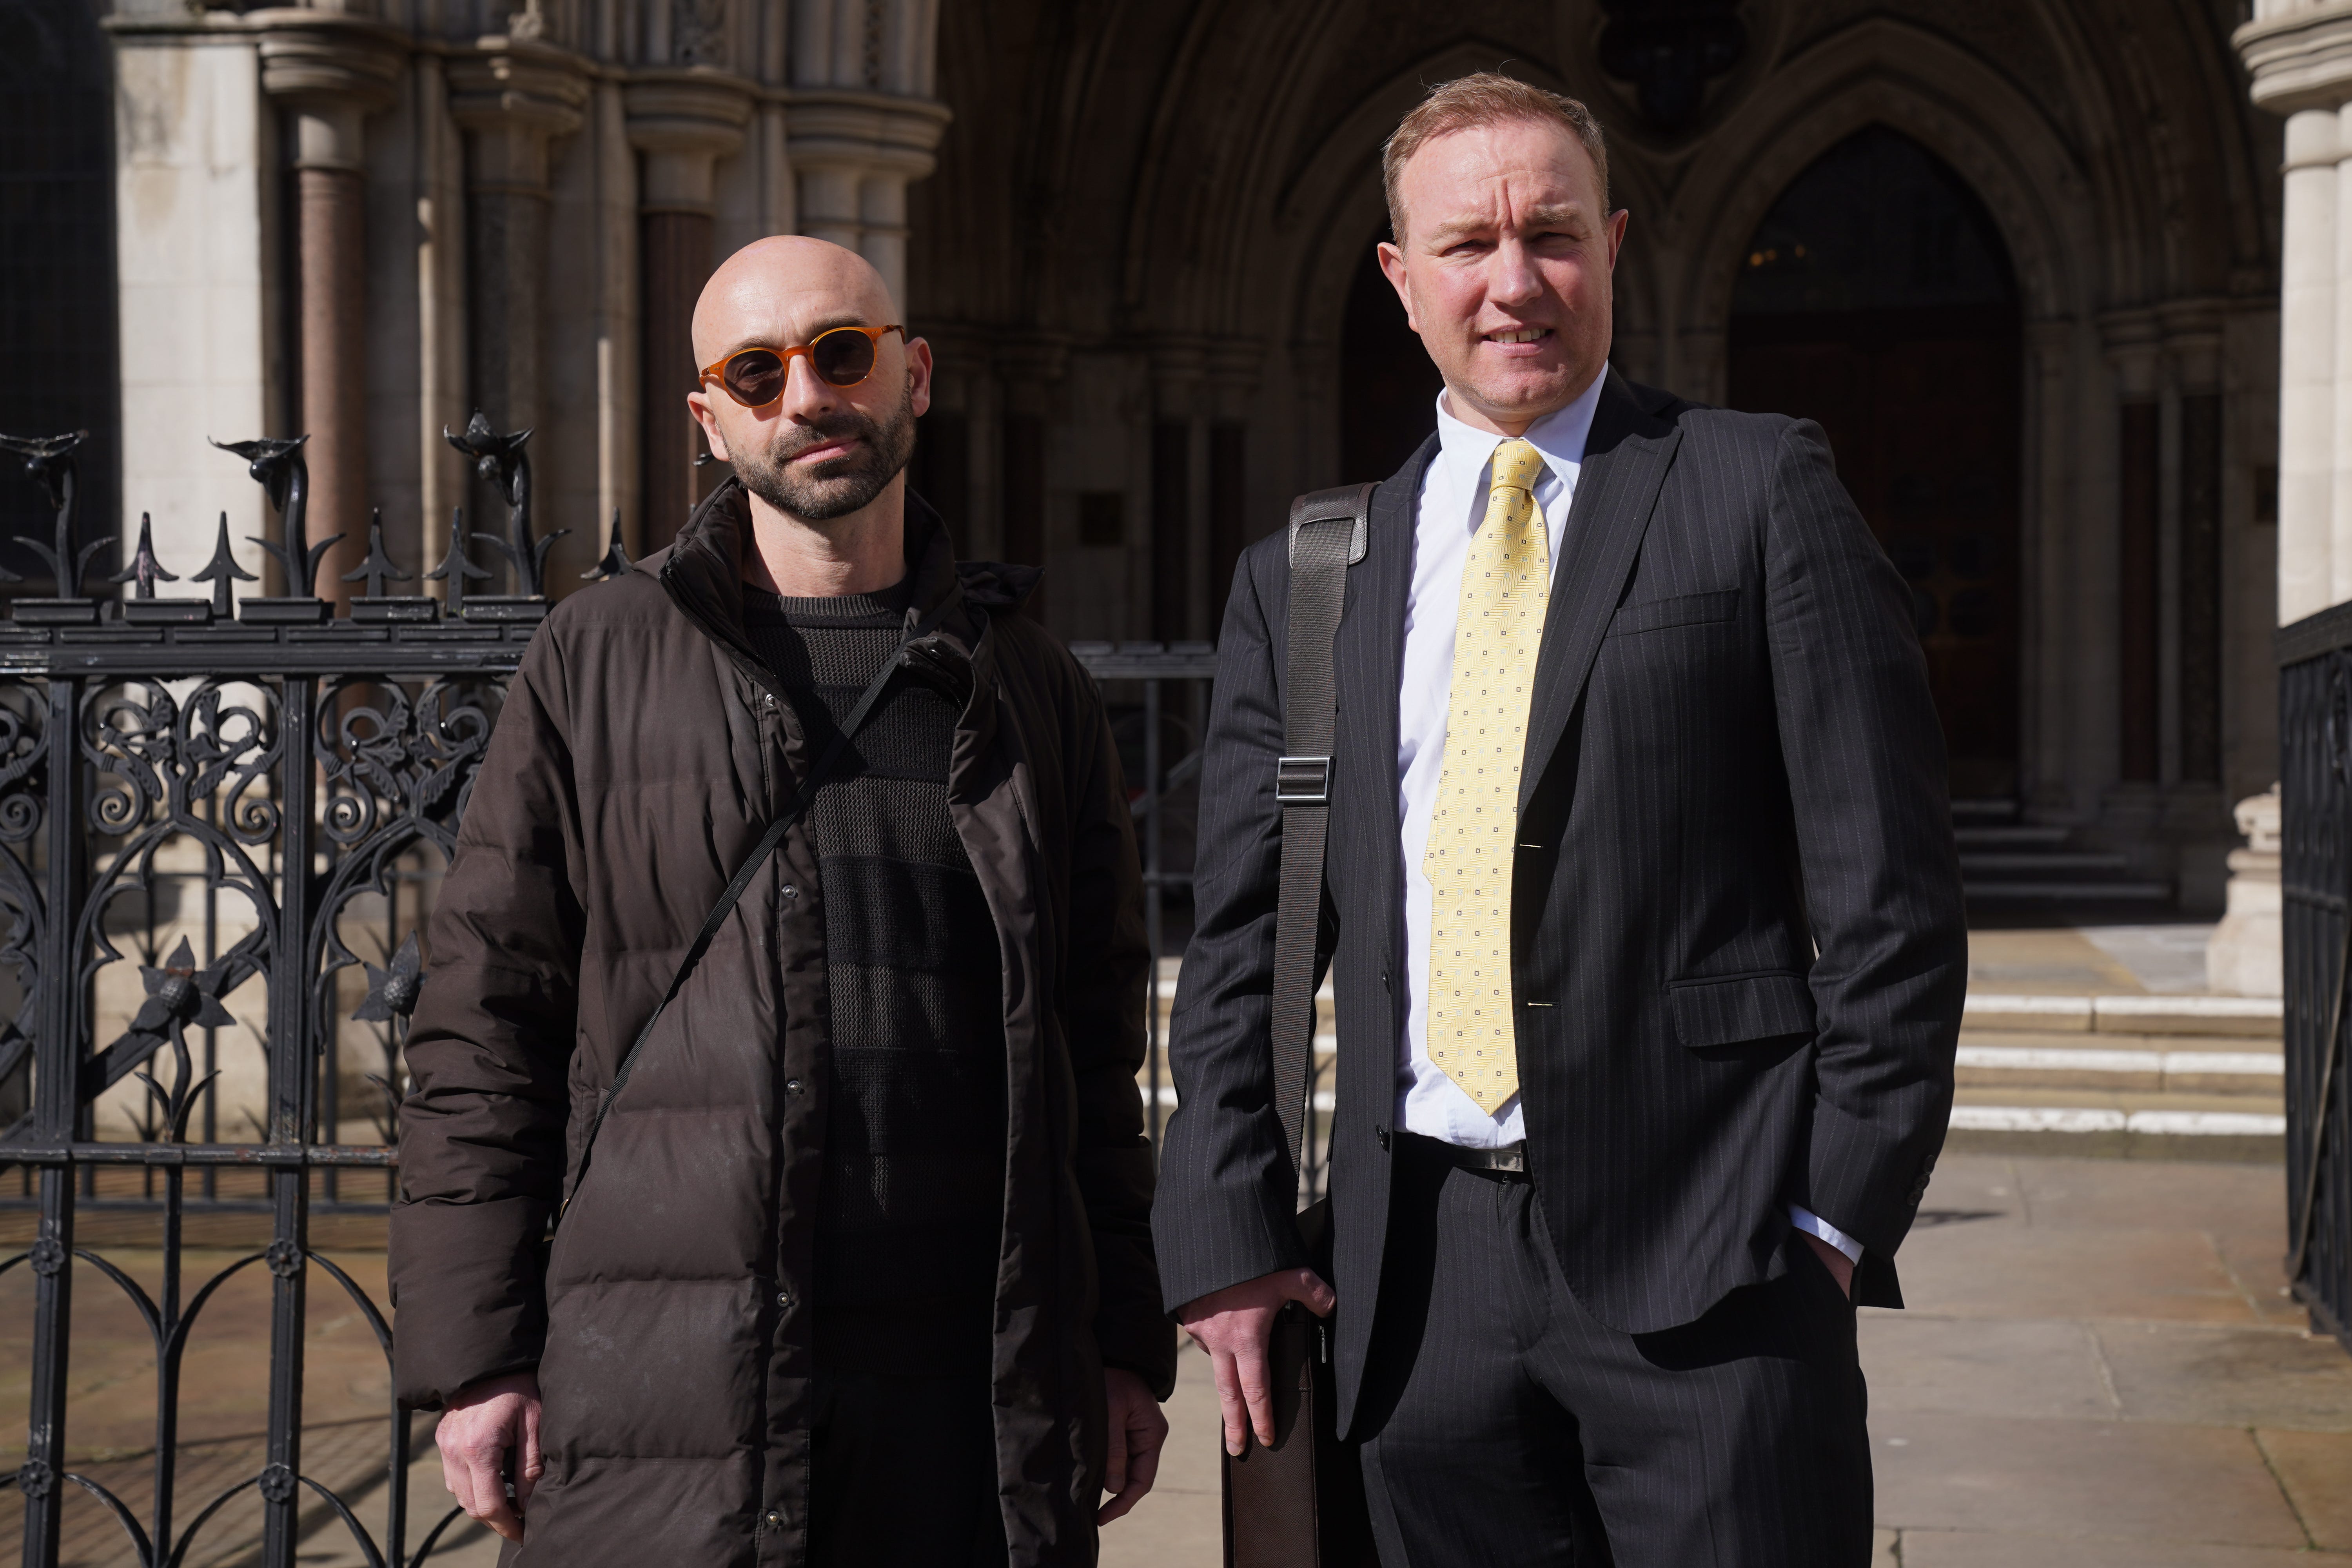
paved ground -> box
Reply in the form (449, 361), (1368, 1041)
(6, 1160), (2344, 1566)
(1967, 919), (2218, 996)
(1105, 1152), (2351, 1566)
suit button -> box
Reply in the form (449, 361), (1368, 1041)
(785, 1078), (804, 1095)
(765, 1510), (784, 1527)
(1375, 1125), (1390, 1150)
(780, 884), (797, 900)
(777, 1290), (793, 1308)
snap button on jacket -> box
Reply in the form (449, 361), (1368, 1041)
(390, 481), (1173, 1566)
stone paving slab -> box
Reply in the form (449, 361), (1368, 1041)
(2256, 1427), (2352, 1551)
(1897, 1529), (2331, 1566)
(1871, 1413), (2309, 1547)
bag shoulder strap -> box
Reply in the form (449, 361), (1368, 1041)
(559, 628), (914, 1221)
(1270, 482), (1374, 1191)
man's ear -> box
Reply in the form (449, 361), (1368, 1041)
(906, 336), (935, 420)
(687, 389), (733, 465)
(1605, 208), (1630, 271)
(1376, 240), (1419, 335)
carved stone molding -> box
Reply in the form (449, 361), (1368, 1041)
(625, 69), (757, 215)
(2237, 2), (2352, 116)
(2098, 307), (2163, 398)
(446, 38), (592, 197)
(253, 12), (405, 172)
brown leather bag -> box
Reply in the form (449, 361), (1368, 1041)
(1219, 488), (1381, 1568)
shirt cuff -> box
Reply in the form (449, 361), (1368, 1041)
(1789, 1204), (1863, 1264)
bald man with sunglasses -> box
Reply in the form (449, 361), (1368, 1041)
(392, 237), (1173, 1567)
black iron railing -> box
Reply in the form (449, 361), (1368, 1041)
(2279, 603), (2352, 1355)
(0, 426), (1270, 1568)
(0, 421), (595, 1568)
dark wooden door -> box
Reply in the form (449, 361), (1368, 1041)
(1728, 305), (2023, 799)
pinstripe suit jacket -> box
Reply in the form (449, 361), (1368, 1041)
(1152, 370), (1967, 1434)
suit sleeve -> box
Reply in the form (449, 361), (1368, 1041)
(1763, 419), (1966, 1287)
(1057, 651), (1178, 1399)
(1150, 550), (1310, 1313)
(389, 633), (586, 1409)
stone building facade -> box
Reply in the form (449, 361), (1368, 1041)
(0, 0), (2309, 923)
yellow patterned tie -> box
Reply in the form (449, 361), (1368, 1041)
(1424, 438), (1548, 1113)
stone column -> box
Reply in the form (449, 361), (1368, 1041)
(1205, 340), (1264, 625)
(2239, 3), (2352, 621)
(1148, 339), (1206, 642)
(2103, 309), (2164, 792)
(258, 17), (402, 603)
(786, 90), (951, 310)
(626, 72), (753, 550)
(446, 40), (588, 515)
(2218, 2), (2352, 990)
(994, 336), (1067, 623)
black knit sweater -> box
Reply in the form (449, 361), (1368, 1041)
(742, 580), (1006, 1374)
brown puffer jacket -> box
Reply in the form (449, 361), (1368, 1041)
(389, 479), (1172, 1566)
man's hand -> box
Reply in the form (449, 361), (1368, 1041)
(436, 1370), (543, 1543)
(1176, 1267), (1336, 1457)
(1800, 1232), (1856, 1298)
(1098, 1368), (1169, 1526)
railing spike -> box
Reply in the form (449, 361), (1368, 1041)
(341, 509), (413, 601)
(191, 512), (257, 619)
(583, 508), (633, 581)
(425, 505), (490, 616)
(108, 514), (179, 601)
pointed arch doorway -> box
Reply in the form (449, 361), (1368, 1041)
(1726, 126), (2024, 800)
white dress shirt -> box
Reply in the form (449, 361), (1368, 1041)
(1393, 377), (1862, 1265)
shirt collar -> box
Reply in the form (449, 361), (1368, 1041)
(1431, 368), (1609, 496)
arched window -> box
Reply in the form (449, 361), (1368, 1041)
(1729, 126), (2023, 800)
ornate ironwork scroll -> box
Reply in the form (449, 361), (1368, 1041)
(0, 427), (547, 1568)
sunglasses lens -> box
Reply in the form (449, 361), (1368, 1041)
(811, 329), (877, 387)
(725, 350), (787, 405)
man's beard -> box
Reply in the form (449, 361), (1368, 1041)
(734, 381), (918, 522)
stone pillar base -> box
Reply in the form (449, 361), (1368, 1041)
(2207, 789), (2283, 997)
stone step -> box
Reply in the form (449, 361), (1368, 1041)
(1950, 798), (2022, 823)
(1959, 851), (2132, 874)
(1955, 1033), (2281, 1094)
(1963, 878), (2175, 902)
(1964, 991), (2282, 1037)
(1944, 1085), (2284, 1161)
(1953, 824), (2071, 848)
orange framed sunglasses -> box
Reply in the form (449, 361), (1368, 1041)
(698, 325), (905, 408)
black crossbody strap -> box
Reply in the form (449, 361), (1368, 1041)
(560, 628), (915, 1222)
(1269, 483), (1372, 1192)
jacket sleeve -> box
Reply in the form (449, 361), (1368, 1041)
(390, 633), (586, 1409)
(1057, 650), (1178, 1400)
(1149, 550), (1309, 1314)
(1764, 418), (1967, 1299)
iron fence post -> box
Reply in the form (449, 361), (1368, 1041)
(260, 673), (318, 1566)
(20, 673), (81, 1568)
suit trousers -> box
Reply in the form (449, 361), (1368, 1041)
(1353, 1138), (1874, 1567)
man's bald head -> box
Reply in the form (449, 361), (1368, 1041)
(684, 236), (932, 530)
(690, 236), (897, 370)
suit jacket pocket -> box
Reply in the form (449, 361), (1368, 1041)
(1605, 587), (1740, 637)
(1666, 969), (1816, 1048)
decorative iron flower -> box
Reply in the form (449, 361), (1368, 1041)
(131, 936), (236, 1036)
(355, 931), (424, 1023)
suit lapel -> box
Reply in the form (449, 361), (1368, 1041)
(1517, 371), (1683, 815)
(1332, 434), (1433, 926)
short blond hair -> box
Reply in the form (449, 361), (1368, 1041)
(1382, 73), (1611, 242)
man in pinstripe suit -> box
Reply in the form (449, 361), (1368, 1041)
(1152, 74), (1966, 1566)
